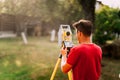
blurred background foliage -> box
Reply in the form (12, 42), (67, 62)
(0, 0), (95, 30)
(0, 0), (82, 24)
(94, 6), (120, 45)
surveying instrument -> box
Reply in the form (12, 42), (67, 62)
(50, 25), (73, 80)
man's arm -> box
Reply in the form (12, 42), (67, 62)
(61, 48), (72, 73)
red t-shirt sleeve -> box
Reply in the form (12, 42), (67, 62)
(67, 47), (80, 66)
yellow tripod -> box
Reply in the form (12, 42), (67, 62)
(50, 41), (72, 80)
(50, 54), (72, 80)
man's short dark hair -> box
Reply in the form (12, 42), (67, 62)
(73, 19), (93, 37)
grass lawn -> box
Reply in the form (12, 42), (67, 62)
(0, 37), (120, 80)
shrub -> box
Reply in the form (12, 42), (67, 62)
(102, 40), (120, 59)
(93, 6), (120, 45)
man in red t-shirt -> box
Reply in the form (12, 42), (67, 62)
(61, 19), (102, 80)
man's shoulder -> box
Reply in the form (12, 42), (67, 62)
(91, 44), (102, 54)
(92, 43), (102, 50)
(72, 43), (101, 50)
(71, 44), (85, 51)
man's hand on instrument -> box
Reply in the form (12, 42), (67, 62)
(60, 47), (67, 56)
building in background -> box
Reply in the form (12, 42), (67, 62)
(96, 1), (104, 10)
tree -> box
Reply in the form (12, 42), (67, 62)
(93, 6), (120, 44)
(59, 0), (83, 24)
(77, 0), (96, 24)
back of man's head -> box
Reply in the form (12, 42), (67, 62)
(73, 19), (93, 37)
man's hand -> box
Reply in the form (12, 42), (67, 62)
(60, 47), (67, 67)
(60, 47), (72, 73)
(60, 47), (67, 56)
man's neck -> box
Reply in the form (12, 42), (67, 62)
(79, 37), (91, 44)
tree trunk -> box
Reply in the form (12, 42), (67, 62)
(78, 0), (96, 30)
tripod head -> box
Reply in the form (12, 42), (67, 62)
(58, 25), (73, 46)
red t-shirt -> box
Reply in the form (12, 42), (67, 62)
(67, 43), (102, 80)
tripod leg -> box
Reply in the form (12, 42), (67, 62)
(68, 70), (72, 80)
(50, 58), (61, 80)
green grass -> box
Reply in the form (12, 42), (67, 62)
(101, 58), (120, 80)
(0, 37), (120, 80)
